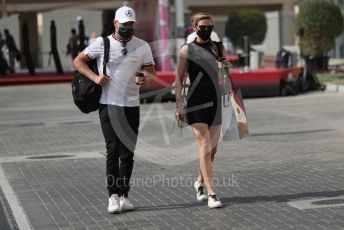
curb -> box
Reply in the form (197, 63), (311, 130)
(0, 187), (18, 230)
(0, 73), (73, 86)
(325, 83), (344, 93)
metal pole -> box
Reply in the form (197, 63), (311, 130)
(175, 0), (184, 59)
(2, 0), (8, 18)
(175, 0), (184, 38)
(244, 36), (248, 67)
(175, 0), (184, 32)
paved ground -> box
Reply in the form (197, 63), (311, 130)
(0, 84), (344, 230)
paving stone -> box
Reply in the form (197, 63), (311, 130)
(1, 85), (344, 229)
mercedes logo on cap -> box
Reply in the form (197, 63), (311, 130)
(125, 10), (133, 18)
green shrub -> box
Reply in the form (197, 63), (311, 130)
(225, 10), (267, 48)
(296, 0), (344, 56)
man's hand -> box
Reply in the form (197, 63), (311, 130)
(136, 72), (147, 86)
(137, 71), (153, 86)
(94, 74), (111, 87)
(73, 53), (110, 86)
(140, 65), (156, 86)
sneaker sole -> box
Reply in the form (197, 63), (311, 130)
(197, 195), (208, 202)
(108, 208), (121, 213)
(208, 204), (223, 209)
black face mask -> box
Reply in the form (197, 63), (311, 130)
(118, 25), (134, 39)
(196, 28), (213, 41)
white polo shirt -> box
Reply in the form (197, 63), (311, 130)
(83, 34), (154, 107)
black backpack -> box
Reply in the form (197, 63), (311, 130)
(72, 36), (110, 113)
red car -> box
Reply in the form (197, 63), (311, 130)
(140, 67), (304, 101)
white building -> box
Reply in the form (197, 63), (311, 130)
(2, 0), (340, 71)
(331, 0), (344, 58)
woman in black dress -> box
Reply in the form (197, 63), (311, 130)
(176, 12), (226, 209)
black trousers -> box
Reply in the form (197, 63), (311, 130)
(99, 104), (140, 197)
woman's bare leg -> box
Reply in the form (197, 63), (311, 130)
(197, 125), (221, 185)
(192, 123), (215, 195)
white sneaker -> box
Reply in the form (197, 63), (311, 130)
(194, 180), (208, 201)
(108, 194), (121, 213)
(208, 194), (222, 209)
(120, 196), (135, 211)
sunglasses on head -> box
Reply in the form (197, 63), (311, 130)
(197, 25), (214, 31)
(121, 40), (127, 56)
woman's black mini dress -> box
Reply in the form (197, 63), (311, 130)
(186, 40), (222, 126)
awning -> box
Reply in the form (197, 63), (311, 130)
(2, 0), (125, 13)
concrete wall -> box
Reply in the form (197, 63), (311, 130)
(41, 8), (103, 71)
(0, 14), (20, 68)
(334, 34), (344, 58)
(19, 12), (39, 67)
(212, 16), (227, 40)
(0, 15), (20, 44)
(280, 0), (294, 46)
(331, 0), (344, 58)
(262, 11), (281, 55)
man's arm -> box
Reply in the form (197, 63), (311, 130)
(73, 53), (110, 86)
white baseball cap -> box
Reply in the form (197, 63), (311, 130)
(114, 6), (136, 23)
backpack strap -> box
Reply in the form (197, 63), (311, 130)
(102, 36), (110, 75)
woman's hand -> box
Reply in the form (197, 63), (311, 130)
(175, 104), (186, 122)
